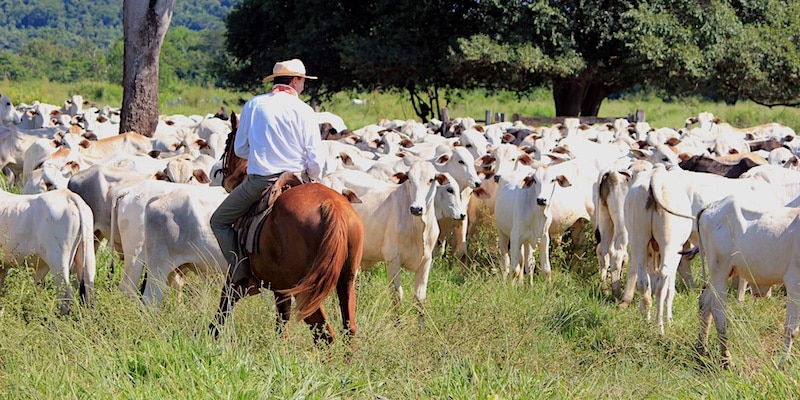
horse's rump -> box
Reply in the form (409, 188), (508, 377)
(256, 183), (363, 319)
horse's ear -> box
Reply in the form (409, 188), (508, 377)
(230, 111), (238, 129)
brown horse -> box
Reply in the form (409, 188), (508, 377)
(209, 112), (364, 344)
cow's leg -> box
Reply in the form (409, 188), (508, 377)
(706, 264), (732, 367)
(595, 212), (612, 286)
(303, 307), (335, 345)
(0, 267), (7, 317)
(497, 231), (511, 280)
(734, 275), (748, 303)
(538, 231), (552, 281)
(119, 253), (145, 298)
(167, 268), (187, 303)
(336, 266), (358, 338)
(523, 244), (535, 285)
(610, 234), (629, 299)
(386, 258), (404, 304)
(453, 217), (468, 261)
(637, 263), (653, 321)
(623, 235), (648, 307)
(141, 265), (172, 307)
(781, 272), (800, 365)
(50, 263), (73, 315)
(660, 248), (683, 332)
(509, 234), (524, 285)
(677, 241), (695, 291)
(697, 282), (714, 360)
(413, 257), (432, 327)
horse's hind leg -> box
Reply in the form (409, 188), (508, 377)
(274, 293), (292, 337)
(304, 307), (335, 345)
(336, 269), (358, 338)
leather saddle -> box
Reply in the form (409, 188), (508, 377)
(233, 171), (305, 257)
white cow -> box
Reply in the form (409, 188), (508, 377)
(70, 131), (154, 161)
(494, 165), (573, 284)
(0, 126), (40, 184)
(0, 93), (21, 126)
(628, 164), (781, 333)
(350, 161), (445, 322)
(111, 181), (220, 297)
(22, 161), (80, 194)
(67, 165), (153, 251)
(141, 186), (229, 306)
(697, 195), (800, 367)
(0, 189), (95, 314)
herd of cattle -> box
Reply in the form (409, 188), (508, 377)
(3, 93), (800, 365)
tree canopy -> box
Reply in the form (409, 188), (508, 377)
(225, 0), (800, 117)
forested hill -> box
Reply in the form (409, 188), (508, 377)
(0, 0), (234, 51)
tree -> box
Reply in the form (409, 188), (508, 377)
(120, 0), (176, 137)
(224, 0), (800, 118)
(224, 0), (481, 119)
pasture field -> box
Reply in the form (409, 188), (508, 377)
(2, 80), (800, 397)
(0, 222), (799, 399)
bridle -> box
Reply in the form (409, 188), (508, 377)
(216, 112), (238, 187)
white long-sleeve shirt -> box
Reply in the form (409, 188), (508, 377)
(234, 85), (322, 180)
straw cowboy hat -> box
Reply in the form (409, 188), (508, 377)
(262, 59), (318, 82)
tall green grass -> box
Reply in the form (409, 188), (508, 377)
(3, 79), (800, 397)
(1, 222), (799, 398)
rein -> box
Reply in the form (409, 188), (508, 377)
(217, 112), (239, 182)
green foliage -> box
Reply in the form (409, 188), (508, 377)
(0, 0), (231, 88)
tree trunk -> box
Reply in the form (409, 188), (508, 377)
(579, 83), (614, 117)
(120, 0), (176, 137)
(552, 77), (587, 117)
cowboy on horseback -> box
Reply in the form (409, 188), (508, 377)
(210, 58), (323, 288)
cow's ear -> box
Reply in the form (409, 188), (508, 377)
(790, 156), (799, 167)
(341, 189), (362, 204)
(79, 139), (91, 149)
(556, 175), (572, 187)
(435, 153), (451, 165)
(193, 169), (210, 184)
(82, 132), (98, 141)
(518, 154), (533, 166)
(339, 153), (353, 166)
(677, 152), (692, 162)
(435, 173), (450, 185)
(65, 161), (81, 175)
(665, 137), (681, 146)
(471, 187), (490, 199)
(154, 171), (168, 181)
(148, 150), (161, 158)
(522, 175), (536, 188)
(728, 148), (739, 154)
(392, 172), (409, 184)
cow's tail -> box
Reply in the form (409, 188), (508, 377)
(695, 207), (708, 284)
(69, 193), (96, 306)
(108, 193), (124, 274)
(648, 166), (696, 220)
(278, 199), (348, 320)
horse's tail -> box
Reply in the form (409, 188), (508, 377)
(280, 199), (349, 320)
